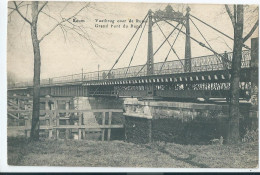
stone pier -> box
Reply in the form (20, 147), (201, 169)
(73, 97), (124, 140)
(74, 97), (100, 127)
(124, 98), (234, 144)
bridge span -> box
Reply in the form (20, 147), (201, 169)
(8, 50), (254, 100)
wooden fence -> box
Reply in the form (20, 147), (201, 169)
(8, 96), (124, 140)
(8, 109), (123, 141)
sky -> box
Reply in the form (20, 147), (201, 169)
(7, 2), (259, 82)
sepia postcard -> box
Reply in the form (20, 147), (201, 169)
(1, 0), (260, 172)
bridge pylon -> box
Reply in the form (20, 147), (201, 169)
(146, 9), (155, 98)
(145, 5), (190, 98)
(147, 9), (154, 76)
(184, 7), (191, 72)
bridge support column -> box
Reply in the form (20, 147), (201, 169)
(74, 97), (99, 124)
(124, 99), (153, 144)
(73, 97), (124, 140)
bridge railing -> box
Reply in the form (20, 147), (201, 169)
(9, 50), (251, 88)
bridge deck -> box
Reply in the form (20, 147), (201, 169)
(8, 50), (251, 89)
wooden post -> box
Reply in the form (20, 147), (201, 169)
(25, 118), (30, 138)
(65, 119), (69, 140)
(17, 99), (20, 123)
(24, 103), (28, 110)
(65, 101), (70, 115)
(82, 128), (86, 140)
(54, 99), (58, 111)
(65, 100), (70, 139)
(45, 100), (49, 114)
(102, 112), (106, 141)
(191, 109), (196, 120)
(56, 114), (60, 139)
(205, 110), (209, 118)
(180, 108), (184, 123)
(53, 99), (58, 139)
(28, 116), (32, 137)
(26, 131), (30, 138)
(24, 118), (27, 137)
(148, 119), (152, 143)
(49, 118), (53, 139)
(49, 111), (53, 139)
(107, 112), (112, 141)
(45, 100), (50, 137)
(78, 113), (82, 140)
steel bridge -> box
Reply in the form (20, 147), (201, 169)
(8, 5), (258, 101)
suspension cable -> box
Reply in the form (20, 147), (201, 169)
(125, 18), (148, 77)
(189, 17), (230, 69)
(135, 60), (147, 77)
(155, 21), (184, 67)
(153, 22), (181, 56)
(92, 12), (149, 96)
(156, 16), (231, 64)
(190, 14), (250, 50)
(135, 22), (182, 77)
(190, 18), (214, 51)
(135, 22), (184, 77)
(159, 23), (184, 74)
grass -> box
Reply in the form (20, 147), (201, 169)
(8, 136), (258, 168)
(7, 137), (30, 165)
(149, 141), (258, 168)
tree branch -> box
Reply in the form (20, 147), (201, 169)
(13, 1), (32, 25)
(37, 2), (48, 15)
(19, 4), (29, 35)
(65, 19), (107, 51)
(41, 10), (68, 42)
(243, 19), (259, 43)
(62, 25), (99, 56)
(38, 3), (90, 43)
(8, 2), (23, 16)
(225, 4), (235, 27)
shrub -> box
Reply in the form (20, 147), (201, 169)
(242, 128), (258, 143)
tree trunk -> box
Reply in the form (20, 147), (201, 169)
(30, 2), (41, 141)
(227, 5), (244, 144)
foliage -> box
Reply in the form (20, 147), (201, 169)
(242, 128), (258, 143)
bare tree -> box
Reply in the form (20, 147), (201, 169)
(225, 4), (258, 144)
(8, 1), (98, 140)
